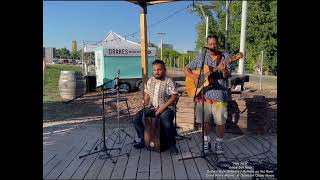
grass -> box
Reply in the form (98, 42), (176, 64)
(43, 64), (83, 102)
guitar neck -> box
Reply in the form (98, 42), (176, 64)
(225, 53), (243, 64)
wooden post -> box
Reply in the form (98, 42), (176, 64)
(128, 0), (177, 97)
(140, 4), (148, 90)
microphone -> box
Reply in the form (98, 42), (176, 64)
(203, 47), (222, 56)
(203, 46), (216, 52)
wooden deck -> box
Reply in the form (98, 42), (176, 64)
(43, 122), (277, 179)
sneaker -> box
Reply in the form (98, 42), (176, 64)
(170, 145), (179, 155)
(133, 141), (145, 149)
(204, 140), (212, 153)
(215, 141), (224, 154)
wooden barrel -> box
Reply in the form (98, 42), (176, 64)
(59, 71), (86, 100)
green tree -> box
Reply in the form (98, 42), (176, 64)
(157, 48), (181, 60)
(189, 2), (220, 50)
(71, 51), (80, 60)
(57, 48), (70, 59)
(178, 52), (198, 68)
(156, 48), (181, 67)
(191, 1), (277, 75)
(77, 49), (83, 60)
(85, 52), (95, 61)
(76, 49), (94, 60)
(148, 42), (158, 48)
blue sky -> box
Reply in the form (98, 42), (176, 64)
(43, 1), (205, 53)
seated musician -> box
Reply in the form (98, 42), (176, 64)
(133, 59), (179, 154)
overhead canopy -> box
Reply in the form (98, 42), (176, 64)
(128, 0), (176, 6)
(126, 0), (177, 88)
(84, 31), (156, 55)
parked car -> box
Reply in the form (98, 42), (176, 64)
(61, 59), (69, 64)
(52, 59), (59, 64)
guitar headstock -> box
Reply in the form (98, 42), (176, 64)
(229, 52), (244, 62)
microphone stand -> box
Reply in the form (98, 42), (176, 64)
(178, 47), (217, 168)
(79, 80), (128, 162)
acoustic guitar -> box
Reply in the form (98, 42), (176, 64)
(185, 52), (244, 97)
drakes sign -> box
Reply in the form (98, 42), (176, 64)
(104, 48), (156, 56)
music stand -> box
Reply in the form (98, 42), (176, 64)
(178, 47), (217, 168)
(78, 80), (129, 163)
(108, 70), (134, 145)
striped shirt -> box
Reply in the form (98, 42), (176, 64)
(187, 51), (233, 102)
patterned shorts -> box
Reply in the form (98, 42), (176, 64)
(196, 102), (228, 125)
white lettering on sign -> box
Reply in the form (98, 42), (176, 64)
(103, 48), (156, 56)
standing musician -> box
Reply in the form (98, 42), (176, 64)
(133, 59), (179, 154)
(184, 34), (235, 154)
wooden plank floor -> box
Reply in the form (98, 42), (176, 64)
(44, 122), (277, 179)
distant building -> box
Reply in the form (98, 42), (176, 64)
(44, 47), (56, 60)
(158, 43), (173, 50)
(72, 40), (77, 52)
(184, 50), (199, 54)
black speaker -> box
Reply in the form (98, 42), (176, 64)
(85, 76), (97, 92)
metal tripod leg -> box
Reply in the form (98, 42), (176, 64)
(79, 143), (124, 163)
(176, 133), (192, 140)
(78, 85), (128, 163)
(93, 138), (122, 151)
(109, 128), (134, 144)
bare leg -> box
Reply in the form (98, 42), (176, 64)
(216, 125), (225, 138)
(204, 122), (211, 136)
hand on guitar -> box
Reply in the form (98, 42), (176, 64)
(217, 61), (230, 79)
(189, 73), (199, 80)
(217, 61), (227, 71)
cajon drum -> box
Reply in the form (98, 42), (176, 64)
(144, 117), (169, 152)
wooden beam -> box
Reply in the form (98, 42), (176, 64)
(145, 0), (176, 5)
(127, 0), (177, 92)
(140, 5), (148, 90)
(128, 0), (176, 6)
